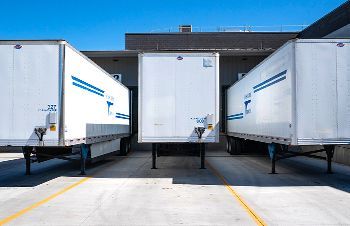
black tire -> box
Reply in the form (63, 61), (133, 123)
(126, 138), (131, 153)
(229, 137), (235, 155)
(120, 138), (128, 156)
(226, 136), (232, 153)
(232, 138), (242, 155)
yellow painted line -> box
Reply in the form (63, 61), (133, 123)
(206, 161), (267, 226)
(0, 150), (134, 225)
(0, 176), (91, 225)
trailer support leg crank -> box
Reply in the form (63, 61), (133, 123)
(200, 143), (206, 169)
(152, 144), (157, 169)
(268, 143), (277, 174)
(325, 145), (335, 174)
(80, 144), (89, 175)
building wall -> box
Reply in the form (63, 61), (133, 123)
(90, 55), (265, 88)
(91, 57), (138, 87)
(219, 56), (265, 86)
(125, 32), (298, 51)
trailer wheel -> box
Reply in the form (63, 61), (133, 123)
(228, 138), (234, 155)
(127, 138), (131, 153)
(120, 138), (128, 156)
(232, 138), (242, 155)
(226, 136), (232, 153)
(230, 137), (236, 154)
(239, 139), (245, 154)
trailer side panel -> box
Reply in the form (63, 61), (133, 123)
(64, 45), (130, 146)
(227, 42), (294, 144)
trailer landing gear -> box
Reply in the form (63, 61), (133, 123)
(23, 147), (32, 175)
(268, 143), (277, 174)
(325, 145), (335, 174)
(194, 127), (206, 169)
(151, 142), (206, 169)
(267, 144), (336, 174)
(152, 144), (158, 169)
(80, 144), (89, 175)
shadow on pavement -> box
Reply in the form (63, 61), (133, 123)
(1, 149), (350, 195)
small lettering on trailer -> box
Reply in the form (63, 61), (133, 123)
(38, 105), (57, 112)
(190, 117), (205, 124)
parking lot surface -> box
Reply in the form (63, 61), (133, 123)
(0, 149), (350, 225)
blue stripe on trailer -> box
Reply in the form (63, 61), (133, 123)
(253, 70), (287, 90)
(227, 116), (244, 120)
(253, 76), (286, 93)
(71, 76), (105, 94)
(115, 115), (130, 120)
(227, 113), (243, 118)
(116, 112), (130, 118)
(72, 82), (104, 97)
(227, 113), (244, 120)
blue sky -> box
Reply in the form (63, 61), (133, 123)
(0, 0), (346, 50)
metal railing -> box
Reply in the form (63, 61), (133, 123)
(150, 25), (308, 33)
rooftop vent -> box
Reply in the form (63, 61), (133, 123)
(179, 25), (192, 32)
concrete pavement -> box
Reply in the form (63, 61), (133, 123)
(0, 149), (349, 225)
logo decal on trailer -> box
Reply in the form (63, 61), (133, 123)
(177, 56), (183, 60)
(244, 100), (252, 114)
(337, 43), (345, 47)
(14, 45), (22, 49)
(106, 101), (114, 115)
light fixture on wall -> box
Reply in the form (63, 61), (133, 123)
(112, 74), (122, 82)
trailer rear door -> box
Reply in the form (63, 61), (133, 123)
(296, 40), (350, 144)
(139, 53), (219, 143)
(0, 43), (60, 146)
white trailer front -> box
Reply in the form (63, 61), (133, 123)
(226, 39), (350, 173)
(0, 40), (131, 174)
(138, 52), (219, 168)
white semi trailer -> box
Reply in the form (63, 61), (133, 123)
(0, 40), (131, 175)
(226, 39), (350, 173)
(138, 52), (220, 168)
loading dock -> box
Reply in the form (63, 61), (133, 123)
(1, 1), (350, 225)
